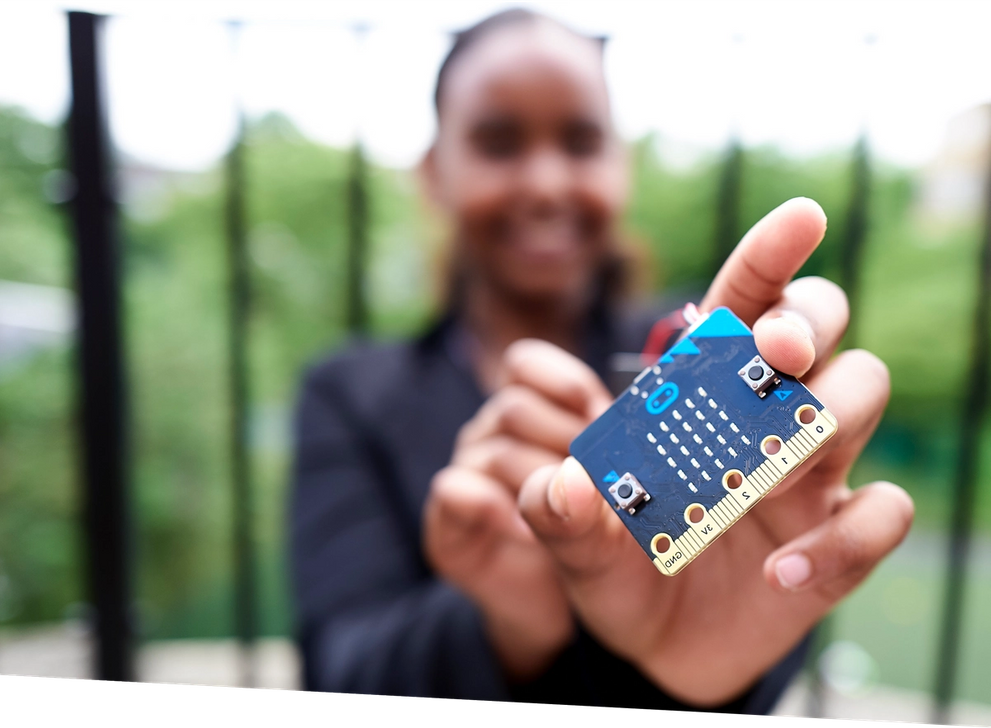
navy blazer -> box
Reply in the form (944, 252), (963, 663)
(289, 302), (807, 710)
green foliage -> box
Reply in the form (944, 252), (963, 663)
(0, 108), (78, 625)
(625, 136), (720, 289)
(0, 107), (68, 286)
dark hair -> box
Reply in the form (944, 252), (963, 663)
(433, 8), (607, 117)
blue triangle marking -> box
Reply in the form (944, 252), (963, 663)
(603, 470), (620, 484)
(660, 354), (674, 363)
(690, 307), (752, 338)
(668, 337), (701, 356)
(774, 390), (793, 401)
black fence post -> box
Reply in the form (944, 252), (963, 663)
(804, 134), (872, 718)
(66, 10), (134, 681)
(345, 142), (369, 334)
(711, 137), (744, 277)
(839, 134), (871, 348)
(932, 121), (991, 725)
(224, 20), (257, 688)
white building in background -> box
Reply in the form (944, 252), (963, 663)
(920, 104), (991, 219)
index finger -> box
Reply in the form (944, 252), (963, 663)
(700, 197), (828, 326)
(504, 339), (613, 419)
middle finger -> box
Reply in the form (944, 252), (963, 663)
(753, 276), (849, 379)
(453, 435), (564, 494)
(459, 384), (590, 455)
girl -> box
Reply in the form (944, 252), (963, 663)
(290, 8), (910, 712)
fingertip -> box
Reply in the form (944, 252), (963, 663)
(561, 456), (601, 510)
(869, 480), (916, 530)
(548, 464), (571, 519)
(560, 455), (587, 481)
(503, 337), (541, 365)
(753, 315), (816, 377)
(546, 457), (595, 518)
(844, 349), (892, 397)
(588, 391), (614, 420)
(429, 467), (515, 532)
(519, 462), (561, 517)
(784, 196), (828, 234)
(520, 457), (605, 542)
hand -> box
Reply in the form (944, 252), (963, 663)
(422, 340), (613, 680)
(516, 198), (914, 705)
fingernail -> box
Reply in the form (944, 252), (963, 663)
(548, 460), (577, 520)
(776, 553), (813, 591)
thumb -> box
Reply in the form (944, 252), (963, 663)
(517, 457), (633, 577)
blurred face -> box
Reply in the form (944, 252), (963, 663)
(426, 21), (628, 304)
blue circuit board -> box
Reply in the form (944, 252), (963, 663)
(570, 307), (837, 576)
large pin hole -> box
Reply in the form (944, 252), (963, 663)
(723, 470), (743, 490)
(761, 435), (783, 456)
(687, 505), (705, 524)
(651, 534), (672, 555)
(797, 405), (818, 425)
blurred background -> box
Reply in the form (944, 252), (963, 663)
(2, 0), (991, 723)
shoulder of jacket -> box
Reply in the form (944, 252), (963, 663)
(299, 330), (448, 425)
(305, 336), (411, 390)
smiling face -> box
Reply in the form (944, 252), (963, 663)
(425, 19), (628, 306)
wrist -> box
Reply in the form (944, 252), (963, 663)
(631, 650), (754, 708)
(483, 609), (574, 682)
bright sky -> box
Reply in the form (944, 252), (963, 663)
(2, 0), (991, 171)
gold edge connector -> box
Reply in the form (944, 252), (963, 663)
(650, 404), (838, 576)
